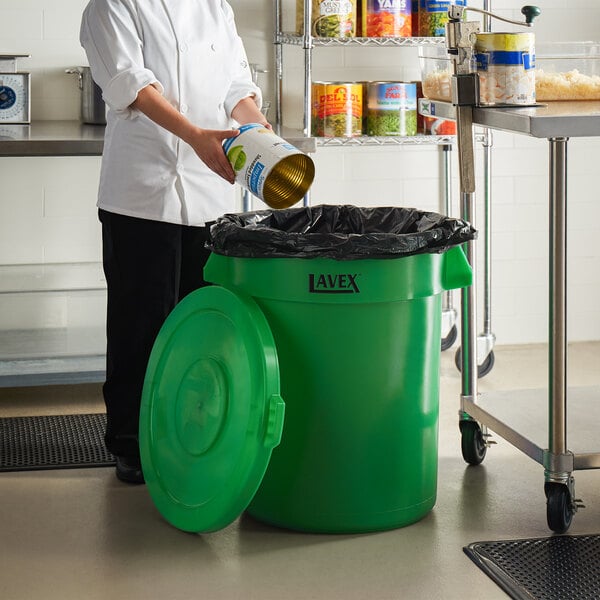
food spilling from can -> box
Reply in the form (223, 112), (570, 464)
(223, 124), (315, 209)
(366, 82), (417, 136)
(311, 82), (363, 137)
(475, 32), (536, 105)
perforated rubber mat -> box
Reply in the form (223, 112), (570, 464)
(465, 535), (600, 600)
(0, 413), (115, 471)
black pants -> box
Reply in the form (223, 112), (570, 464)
(99, 209), (212, 458)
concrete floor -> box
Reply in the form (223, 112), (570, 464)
(1, 342), (599, 600)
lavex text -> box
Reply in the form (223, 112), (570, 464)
(309, 273), (361, 293)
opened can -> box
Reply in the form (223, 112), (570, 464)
(223, 124), (315, 209)
(366, 82), (417, 136)
(311, 82), (363, 137)
(475, 32), (536, 105)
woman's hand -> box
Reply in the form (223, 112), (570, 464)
(185, 127), (239, 184)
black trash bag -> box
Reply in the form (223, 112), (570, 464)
(208, 204), (476, 260)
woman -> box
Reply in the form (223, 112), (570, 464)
(80, 0), (269, 483)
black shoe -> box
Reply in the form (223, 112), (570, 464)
(115, 455), (145, 484)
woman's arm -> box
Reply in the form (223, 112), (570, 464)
(231, 97), (272, 129)
(131, 84), (239, 184)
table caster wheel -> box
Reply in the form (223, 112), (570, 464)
(460, 420), (487, 466)
(545, 482), (574, 534)
(455, 348), (495, 379)
(441, 325), (458, 351)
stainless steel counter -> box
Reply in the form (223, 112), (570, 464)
(419, 100), (600, 138)
(419, 97), (600, 530)
(0, 121), (105, 156)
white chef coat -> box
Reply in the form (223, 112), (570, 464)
(80, 0), (262, 226)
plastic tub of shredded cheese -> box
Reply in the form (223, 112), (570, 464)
(536, 42), (600, 101)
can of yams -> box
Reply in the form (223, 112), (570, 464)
(223, 124), (315, 209)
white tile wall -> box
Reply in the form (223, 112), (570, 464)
(0, 0), (599, 345)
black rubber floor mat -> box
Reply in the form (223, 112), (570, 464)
(0, 413), (115, 471)
(465, 535), (600, 600)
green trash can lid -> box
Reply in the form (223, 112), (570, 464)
(139, 285), (285, 533)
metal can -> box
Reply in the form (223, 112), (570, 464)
(418, 0), (466, 37)
(362, 0), (412, 38)
(311, 82), (363, 137)
(475, 32), (536, 105)
(223, 124), (315, 209)
(366, 82), (417, 136)
(296, 0), (357, 37)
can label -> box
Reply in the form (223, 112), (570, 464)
(418, 0), (466, 37)
(475, 33), (536, 105)
(363, 0), (412, 37)
(366, 82), (417, 136)
(312, 82), (363, 137)
(223, 124), (306, 201)
(296, 0), (357, 37)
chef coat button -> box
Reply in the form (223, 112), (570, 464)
(210, 43), (216, 51)
(180, 42), (188, 53)
(180, 104), (188, 113)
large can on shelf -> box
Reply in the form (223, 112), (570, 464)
(311, 82), (363, 137)
(362, 0), (412, 37)
(418, 0), (466, 37)
(475, 32), (536, 105)
(366, 82), (417, 136)
(295, 0), (357, 37)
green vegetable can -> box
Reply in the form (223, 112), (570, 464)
(296, 0), (357, 37)
(312, 82), (363, 137)
(418, 0), (466, 37)
(366, 82), (417, 136)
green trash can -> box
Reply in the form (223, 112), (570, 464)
(140, 205), (474, 534)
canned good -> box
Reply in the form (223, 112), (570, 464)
(362, 0), (412, 38)
(296, 0), (357, 37)
(423, 116), (456, 135)
(475, 32), (536, 105)
(311, 82), (363, 137)
(366, 82), (417, 136)
(418, 0), (466, 37)
(223, 124), (315, 209)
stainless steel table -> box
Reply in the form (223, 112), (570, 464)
(420, 99), (600, 532)
(0, 121), (315, 386)
(0, 121), (106, 386)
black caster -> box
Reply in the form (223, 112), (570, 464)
(545, 482), (574, 534)
(460, 420), (487, 466)
(441, 325), (458, 351)
(455, 347), (495, 379)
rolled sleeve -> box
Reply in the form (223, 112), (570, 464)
(80, 0), (163, 119)
(223, 36), (263, 116)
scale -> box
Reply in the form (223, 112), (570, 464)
(0, 55), (31, 124)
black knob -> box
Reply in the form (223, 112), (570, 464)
(521, 5), (541, 24)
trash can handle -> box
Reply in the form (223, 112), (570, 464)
(264, 394), (285, 449)
(442, 245), (472, 291)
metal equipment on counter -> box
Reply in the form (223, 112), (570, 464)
(442, 3), (600, 533)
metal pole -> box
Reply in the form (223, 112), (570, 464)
(456, 105), (478, 398)
(302, 0), (313, 208)
(482, 130), (493, 335)
(274, 0), (283, 135)
(548, 137), (568, 456)
(442, 144), (453, 312)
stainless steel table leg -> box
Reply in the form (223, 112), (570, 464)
(544, 137), (578, 533)
(456, 106), (479, 402)
(548, 137), (569, 468)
